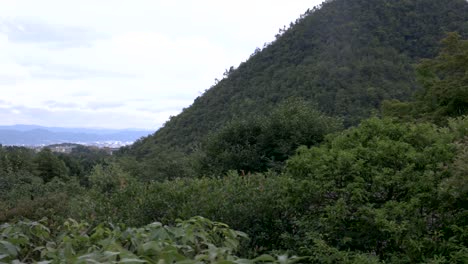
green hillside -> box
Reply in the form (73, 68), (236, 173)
(129, 0), (468, 159)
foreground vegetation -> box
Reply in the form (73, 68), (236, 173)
(2, 115), (467, 262)
(1, 1), (468, 262)
(1, 217), (304, 263)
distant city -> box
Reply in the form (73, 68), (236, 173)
(30, 140), (134, 149)
(28, 143), (121, 155)
(0, 124), (153, 148)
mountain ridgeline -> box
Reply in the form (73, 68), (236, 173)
(129, 0), (468, 159)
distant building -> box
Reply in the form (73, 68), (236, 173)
(48, 144), (78, 154)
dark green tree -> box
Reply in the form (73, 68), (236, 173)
(197, 99), (342, 175)
(286, 117), (467, 262)
(34, 149), (69, 182)
(416, 32), (468, 121)
(383, 33), (468, 123)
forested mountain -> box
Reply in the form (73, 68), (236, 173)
(129, 0), (468, 159)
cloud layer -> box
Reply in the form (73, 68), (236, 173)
(0, 0), (322, 129)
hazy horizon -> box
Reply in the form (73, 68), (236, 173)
(0, 123), (153, 131)
(0, 0), (323, 129)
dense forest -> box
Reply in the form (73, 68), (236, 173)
(121, 0), (468, 181)
(1, 0), (468, 263)
(128, 0), (468, 150)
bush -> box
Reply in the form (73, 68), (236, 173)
(0, 217), (302, 263)
(86, 172), (298, 255)
(197, 99), (342, 175)
(285, 117), (468, 262)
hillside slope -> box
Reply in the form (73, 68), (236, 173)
(131, 0), (468, 157)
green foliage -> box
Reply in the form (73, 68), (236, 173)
(56, 117), (468, 262)
(34, 148), (69, 183)
(197, 99), (342, 175)
(129, 0), (468, 166)
(80, 171), (298, 255)
(0, 217), (300, 263)
(89, 163), (132, 194)
(383, 33), (468, 123)
(0, 177), (83, 223)
(0, 146), (36, 176)
(416, 33), (468, 121)
(119, 147), (196, 182)
(2, 1), (468, 263)
(58, 145), (111, 186)
(285, 117), (468, 262)
(0, 146), (86, 223)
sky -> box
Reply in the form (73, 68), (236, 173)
(0, 0), (323, 130)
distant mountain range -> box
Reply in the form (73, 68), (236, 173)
(0, 125), (152, 146)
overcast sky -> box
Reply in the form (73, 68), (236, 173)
(0, 0), (323, 129)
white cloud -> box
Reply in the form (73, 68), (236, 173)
(0, 0), (324, 129)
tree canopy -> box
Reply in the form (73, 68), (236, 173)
(128, 0), (468, 161)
